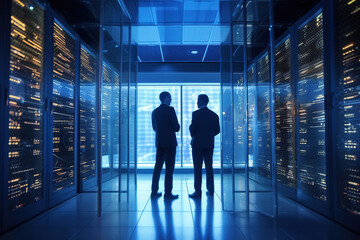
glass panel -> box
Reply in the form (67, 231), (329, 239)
(137, 86), (181, 167)
(79, 45), (96, 190)
(52, 21), (76, 193)
(102, 62), (112, 180)
(120, 28), (129, 191)
(335, 0), (360, 216)
(182, 86), (221, 167)
(8, 0), (45, 211)
(234, 74), (246, 192)
(297, 12), (326, 202)
(247, 65), (257, 187)
(129, 43), (137, 190)
(275, 37), (296, 188)
(112, 71), (120, 177)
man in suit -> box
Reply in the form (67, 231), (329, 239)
(189, 94), (220, 198)
(151, 91), (180, 199)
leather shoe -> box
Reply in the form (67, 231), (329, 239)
(206, 191), (214, 197)
(151, 192), (162, 198)
(164, 193), (179, 200)
(189, 191), (201, 199)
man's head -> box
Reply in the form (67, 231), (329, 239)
(159, 91), (172, 105)
(197, 94), (209, 108)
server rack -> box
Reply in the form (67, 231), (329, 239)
(1, 0), (49, 230)
(274, 32), (297, 198)
(332, 0), (360, 233)
(294, 6), (330, 216)
(78, 42), (97, 192)
(256, 51), (271, 180)
(49, 14), (79, 207)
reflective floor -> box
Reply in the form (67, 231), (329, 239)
(1, 174), (359, 240)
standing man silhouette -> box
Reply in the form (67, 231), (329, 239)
(189, 94), (220, 198)
(151, 91), (180, 199)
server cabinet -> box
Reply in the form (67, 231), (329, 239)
(49, 17), (78, 206)
(295, 8), (329, 214)
(256, 52), (271, 180)
(1, 0), (48, 230)
(79, 43), (97, 192)
(333, 0), (360, 233)
(247, 64), (257, 184)
(274, 35), (297, 193)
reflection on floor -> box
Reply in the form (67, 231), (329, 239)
(1, 174), (359, 240)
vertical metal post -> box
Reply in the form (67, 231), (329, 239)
(127, 22), (131, 194)
(134, 45), (138, 186)
(97, 0), (104, 217)
(75, 37), (81, 194)
(118, 23), (123, 200)
(0, 0), (11, 232)
(180, 85), (183, 167)
(269, 0), (278, 218)
(230, 22), (236, 210)
(243, 0), (250, 212)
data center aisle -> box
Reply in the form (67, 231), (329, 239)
(0, 174), (359, 240)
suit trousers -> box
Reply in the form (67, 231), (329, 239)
(151, 146), (176, 194)
(192, 148), (214, 194)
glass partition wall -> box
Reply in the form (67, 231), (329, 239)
(223, 0), (278, 217)
(222, 0), (360, 234)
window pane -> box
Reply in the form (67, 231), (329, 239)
(137, 86), (181, 167)
(182, 86), (221, 167)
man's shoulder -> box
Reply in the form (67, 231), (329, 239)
(205, 108), (219, 119)
(192, 109), (201, 115)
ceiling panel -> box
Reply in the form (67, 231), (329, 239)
(138, 45), (163, 62)
(134, 0), (222, 62)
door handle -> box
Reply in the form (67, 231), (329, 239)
(50, 99), (53, 115)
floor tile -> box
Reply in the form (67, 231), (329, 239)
(130, 226), (197, 240)
(136, 211), (195, 227)
(70, 227), (135, 240)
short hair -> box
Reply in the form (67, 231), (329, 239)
(198, 94), (209, 105)
(159, 91), (171, 103)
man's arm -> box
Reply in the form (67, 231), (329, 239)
(214, 114), (220, 136)
(152, 111), (157, 132)
(169, 107), (180, 132)
(189, 112), (198, 137)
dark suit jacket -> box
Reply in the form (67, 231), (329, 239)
(152, 104), (180, 147)
(189, 107), (220, 149)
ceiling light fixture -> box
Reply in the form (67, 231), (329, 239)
(191, 50), (198, 54)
